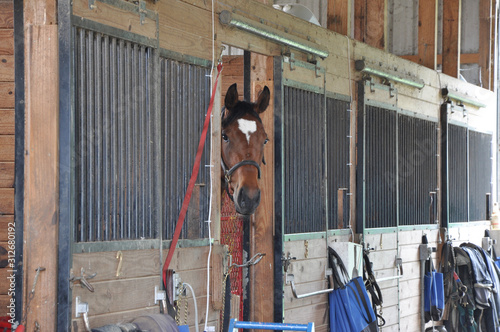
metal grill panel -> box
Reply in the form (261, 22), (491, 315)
(365, 106), (397, 228)
(283, 86), (325, 234)
(469, 130), (492, 221)
(327, 98), (350, 229)
(74, 28), (160, 241)
(448, 124), (468, 223)
(161, 58), (211, 240)
(398, 115), (438, 225)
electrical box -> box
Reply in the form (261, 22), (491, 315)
(328, 242), (364, 279)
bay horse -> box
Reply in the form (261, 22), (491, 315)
(221, 83), (270, 216)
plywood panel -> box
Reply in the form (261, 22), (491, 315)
(285, 301), (329, 326)
(0, 55), (14, 81)
(0, 83), (14, 108)
(327, 0), (349, 35)
(284, 280), (329, 310)
(0, 162), (14, 188)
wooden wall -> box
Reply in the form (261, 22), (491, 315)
(71, 246), (226, 331)
(0, 0), (14, 317)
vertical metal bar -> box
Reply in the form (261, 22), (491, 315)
(58, 0), (73, 328)
(110, 36), (118, 240)
(102, 34), (110, 241)
(440, 103), (449, 228)
(78, 29), (87, 242)
(273, 55), (284, 323)
(95, 32), (102, 241)
(14, 0), (26, 323)
(87, 30), (95, 241)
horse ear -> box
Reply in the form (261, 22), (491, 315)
(225, 83), (239, 110)
(255, 86), (270, 113)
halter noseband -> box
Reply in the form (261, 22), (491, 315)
(221, 158), (261, 184)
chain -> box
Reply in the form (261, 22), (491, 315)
(175, 298), (181, 325)
(183, 290), (188, 325)
(21, 267), (45, 327)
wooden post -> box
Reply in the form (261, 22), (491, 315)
(354, 0), (385, 50)
(479, 0), (493, 89)
(442, 0), (461, 78)
(250, 54), (274, 324)
(418, 0), (438, 69)
(23, 0), (59, 330)
(327, 0), (350, 36)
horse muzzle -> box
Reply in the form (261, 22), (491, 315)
(234, 186), (261, 216)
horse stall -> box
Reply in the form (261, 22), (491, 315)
(4, 0), (499, 331)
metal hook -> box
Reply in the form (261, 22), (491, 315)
(116, 250), (123, 277)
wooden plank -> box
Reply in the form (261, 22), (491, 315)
(24, 0), (56, 26)
(0, 110), (14, 134)
(0, 135), (14, 161)
(0, 294), (12, 316)
(283, 280), (329, 310)
(72, 0), (157, 40)
(284, 238), (326, 260)
(0, 268), (14, 295)
(0, 2), (14, 28)
(442, 0), (461, 78)
(23, 24), (59, 331)
(401, 52), (480, 65)
(0, 82), (14, 108)
(0, 30), (13, 55)
(0, 162), (14, 188)
(365, 0), (385, 50)
(71, 306), (159, 331)
(250, 54), (274, 324)
(73, 250), (160, 282)
(0, 215), (14, 242)
(0, 188), (13, 214)
(354, 0), (366, 42)
(418, 0), (437, 69)
(327, 0), (349, 36)
(284, 301), (329, 326)
(0, 55), (14, 81)
(479, 0), (492, 89)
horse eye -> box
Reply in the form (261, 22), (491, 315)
(264, 138), (269, 145)
(222, 133), (229, 142)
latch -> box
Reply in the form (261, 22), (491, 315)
(70, 267), (97, 292)
(282, 252), (296, 273)
(75, 296), (91, 332)
(395, 256), (403, 275)
(154, 285), (166, 304)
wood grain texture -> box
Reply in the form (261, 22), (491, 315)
(0, 135), (13, 161)
(0, 188), (13, 214)
(23, 24), (59, 331)
(479, 0), (492, 89)
(0, 162), (13, 188)
(0, 215), (13, 242)
(327, 0), (349, 35)
(0, 30), (13, 55)
(442, 0), (461, 78)
(418, 0), (437, 69)
(0, 83), (14, 108)
(0, 55), (14, 81)
(0, 110), (14, 135)
(250, 54), (274, 324)
(0, 2), (13, 28)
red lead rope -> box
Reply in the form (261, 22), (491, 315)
(162, 63), (223, 286)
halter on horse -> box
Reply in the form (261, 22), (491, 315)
(221, 83), (270, 216)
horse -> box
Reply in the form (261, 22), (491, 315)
(221, 83), (270, 216)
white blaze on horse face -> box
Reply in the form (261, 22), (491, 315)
(237, 118), (257, 144)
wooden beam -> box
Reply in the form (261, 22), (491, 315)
(250, 54), (274, 325)
(365, 0), (385, 49)
(479, 0), (492, 89)
(0, 55), (14, 81)
(327, 0), (350, 36)
(354, 0), (366, 42)
(0, 2), (13, 28)
(401, 52), (479, 65)
(418, 0), (437, 69)
(23, 23), (59, 331)
(442, 0), (461, 78)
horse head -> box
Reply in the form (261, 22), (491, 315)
(221, 83), (270, 216)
